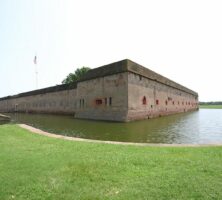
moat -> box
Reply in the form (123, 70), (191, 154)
(3, 109), (222, 144)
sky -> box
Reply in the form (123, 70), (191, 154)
(0, 0), (222, 101)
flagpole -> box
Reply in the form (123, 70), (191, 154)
(34, 55), (38, 89)
(35, 63), (38, 89)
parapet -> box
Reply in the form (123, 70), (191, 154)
(0, 59), (198, 100)
(80, 59), (198, 96)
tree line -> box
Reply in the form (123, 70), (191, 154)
(199, 102), (222, 105)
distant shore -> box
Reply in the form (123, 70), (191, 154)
(199, 105), (222, 109)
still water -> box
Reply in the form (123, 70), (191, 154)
(4, 109), (222, 144)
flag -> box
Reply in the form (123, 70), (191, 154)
(34, 56), (37, 64)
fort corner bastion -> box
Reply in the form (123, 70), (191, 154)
(0, 59), (198, 122)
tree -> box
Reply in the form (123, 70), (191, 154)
(62, 67), (90, 84)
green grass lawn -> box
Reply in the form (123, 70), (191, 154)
(0, 124), (222, 200)
(199, 104), (222, 109)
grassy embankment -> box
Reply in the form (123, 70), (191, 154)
(199, 105), (222, 109)
(0, 124), (222, 199)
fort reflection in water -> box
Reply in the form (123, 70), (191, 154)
(5, 109), (222, 144)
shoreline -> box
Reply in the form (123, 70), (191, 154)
(0, 114), (11, 122)
(18, 124), (222, 147)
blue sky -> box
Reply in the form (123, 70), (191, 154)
(1, 0), (222, 101)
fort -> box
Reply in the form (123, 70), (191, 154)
(0, 59), (198, 122)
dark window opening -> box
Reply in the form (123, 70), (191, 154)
(105, 98), (107, 105)
(142, 96), (147, 105)
(172, 101), (175, 105)
(139, 75), (142, 81)
(156, 99), (159, 105)
(178, 101), (180, 105)
(109, 97), (112, 106)
(96, 99), (102, 105)
(165, 100), (168, 105)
